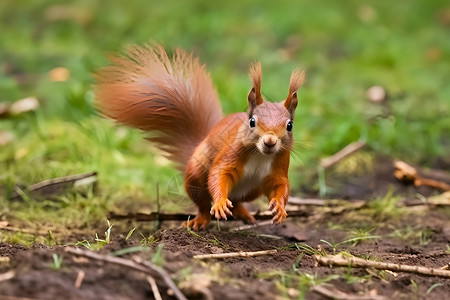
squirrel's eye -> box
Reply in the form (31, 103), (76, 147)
(249, 117), (256, 128)
(286, 121), (293, 132)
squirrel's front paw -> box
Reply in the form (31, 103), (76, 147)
(269, 199), (287, 224)
(210, 198), (233, 220)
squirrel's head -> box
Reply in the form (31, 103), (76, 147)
(245, 62), (305, 155)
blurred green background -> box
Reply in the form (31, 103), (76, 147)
(1, 0), (449, 227)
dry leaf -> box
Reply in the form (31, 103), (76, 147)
(9, 97), (39, 115)
(438, 8), (450, 26)
(49, 67), (70, 82)
(0, 102), (10, 116)
(357, 5), (377, 23)
(0, 131), (14, 146)
(426, 47), (443, 62)
(44, 5), (92, 26)
(393, 160), (418, 182)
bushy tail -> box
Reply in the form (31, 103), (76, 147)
(95, 44), (223, 172)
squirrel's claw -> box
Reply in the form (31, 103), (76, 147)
(182, 213), (212, 231)
(210, 198), (233, 220)
(269, 199), (287, 224)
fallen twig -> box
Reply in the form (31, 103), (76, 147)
(313, 254), (450, 279)
(291, 195), (447, 209)
(0, 224), (49, 235)
(318, 201), (366, 215)
(109, 212), (195, 221)
(11, 172), (98, 200)
(230, 220), (273, 232)
(65, 247), (187, 300)
(402, 192), (450, 207)
(109, 209), (309, 222)
(427, 191), (450, 206)
(312, 284), (388, 300)
(394, 161), (450, 192)
(0, 221), (92, 236)
(0, 296), (39, 300)
(288, 197), (327, 206)
(146, 275), (163, 300)
(110, 198), (352, 223)
(0, 270), (15, 282)
(74, 269), (85, 289)
(110, 192), (447, 226)
(320, 140), (367, 169)
(193, 249), (277, 260)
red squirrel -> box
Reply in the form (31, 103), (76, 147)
(95, 44), (305, 230)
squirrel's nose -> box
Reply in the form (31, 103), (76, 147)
(263, 135), (277, 148)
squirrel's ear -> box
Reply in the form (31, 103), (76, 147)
(284, 68), (305, 117)
(248, 62), (263, 110)
(284, 92), (298, 117)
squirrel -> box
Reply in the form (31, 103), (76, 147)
(95, 44), (305, 230)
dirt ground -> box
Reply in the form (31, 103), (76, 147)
(0, 157), (449, 300)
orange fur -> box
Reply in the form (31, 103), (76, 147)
(289, 68), (306, 95)
(95, 44), (304, 230)
(284, 68), (305, 117)
(248, 62), (263, 106)
(95, 44), (222, 172)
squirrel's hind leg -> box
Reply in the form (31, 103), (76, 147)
(232, 203), (256, 224)
(230, 189), (261, 224)
(183, 179), (212, 231)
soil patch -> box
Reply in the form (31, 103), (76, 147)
(0, 156), (449, 299)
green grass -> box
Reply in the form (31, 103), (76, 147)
(258, 269), (340, 300)
(320, 233), (380, 253)
(365, 189), (406, 221)
(389, 225), (433, 246)
(75, 219), (114, 250)
(1, 0), (449, 233)
(186, 219), (229, 249)
(50, 253), (63, 270)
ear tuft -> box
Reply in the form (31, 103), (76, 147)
(289, 68), (306, 95)
(248, 62), (263, 106)
(284, 68), (305, 117)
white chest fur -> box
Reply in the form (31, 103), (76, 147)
(229, 154), (274, 200)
